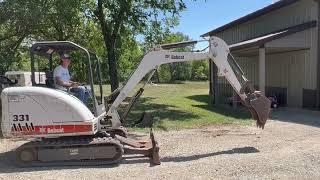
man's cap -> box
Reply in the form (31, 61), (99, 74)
(60, 53), (71, 60)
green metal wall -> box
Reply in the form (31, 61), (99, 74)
(210, 0), (319, 108)
(215, 0), (318, 45)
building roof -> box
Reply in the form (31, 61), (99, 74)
(229, 21), (317, 51)
(201, 0), (300, 37)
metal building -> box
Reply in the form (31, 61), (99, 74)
(202, 0), (320, 109)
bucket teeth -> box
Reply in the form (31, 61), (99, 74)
(246, 92), (271, 129)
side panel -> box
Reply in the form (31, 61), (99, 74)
(1, 87), (98, 138)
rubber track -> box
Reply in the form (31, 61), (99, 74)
(15, 136), (124, 167)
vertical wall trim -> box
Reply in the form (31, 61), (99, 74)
(209, 60), (213, 96)
(259, 47), (266, 95)
(317, 0), (320, 109)
(211, 62), (219, 105)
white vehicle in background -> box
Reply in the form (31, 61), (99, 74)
(5, 71), (46, 86)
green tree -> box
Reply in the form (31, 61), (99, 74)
(0, 0), (193, 86)
(93, 0), (186, 91)
(143, 31), (209, 82)
(0, 0), (43, 73)
(0, 0), (87, 74)
(191, 61), (209, 80)
(0, 0), (106, 82)
(154, 32), (192, 82)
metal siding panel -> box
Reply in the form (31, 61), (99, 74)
(267, 54), (284, 88)
(309, 27), (318, 90)
(236, 57), (258, 86)
(265, 26), (316, 90)
(266, 28), (312, 48)
(216, 56), (258, 100)
(266, 50), (309, 107)
(253, 58), (259, 86)
(214, 0), (317, 45)
(266, 58), (273, 87)
(287, 53), (304, 107)
(283, 57), (289, 87)
(304, 51), (312, 89)
(217, 51), (315, 107)
(298, 27), (317, 90)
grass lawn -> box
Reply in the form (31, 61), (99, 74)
(101, 81), (252, 131)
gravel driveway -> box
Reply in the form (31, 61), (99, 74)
(0, 108), (320, 179)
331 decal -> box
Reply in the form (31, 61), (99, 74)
(13, 114), (30, 121)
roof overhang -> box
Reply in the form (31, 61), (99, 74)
(229, 21), (317, 53)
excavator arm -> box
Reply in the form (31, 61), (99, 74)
(104, 36), (271, 130)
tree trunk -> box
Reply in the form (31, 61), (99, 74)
(106, 41), (119, 92)
(95, 0), (124, 92)
(155, 69), (160, 83)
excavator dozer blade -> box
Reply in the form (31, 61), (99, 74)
(149, 129), (161, 165)
(246, 92), (271, 129)
(115, 128), (160, 165)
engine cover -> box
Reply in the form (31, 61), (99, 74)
(1, 87), (98, 138)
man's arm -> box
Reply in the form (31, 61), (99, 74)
(55, 76), (77, 88)
(69, 80), (80, 85)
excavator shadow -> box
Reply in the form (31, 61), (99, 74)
(121, 146), (259, 165)
(0, 146), (259, 172)
(0, 150), (120, 173)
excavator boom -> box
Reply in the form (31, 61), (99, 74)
(104, 36), (271, 130)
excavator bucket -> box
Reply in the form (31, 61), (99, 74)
(246, 92), (271, 129)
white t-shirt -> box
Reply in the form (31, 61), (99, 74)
(53, 65), (70, 90)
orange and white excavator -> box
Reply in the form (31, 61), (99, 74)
(0, 36), (270, 166)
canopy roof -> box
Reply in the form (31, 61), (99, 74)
(30, 41), (96, 58)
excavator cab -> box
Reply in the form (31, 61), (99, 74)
(30, 41), (105, 116)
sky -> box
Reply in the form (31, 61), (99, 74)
(174, 0), (278, 49)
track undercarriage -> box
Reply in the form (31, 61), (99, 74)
(15, 128), (160, 167)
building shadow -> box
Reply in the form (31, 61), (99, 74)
(120, 97), (201, 130)
(270, 107), (320, 128)
(186, 94), (251, 120)
(187, 95), (320, 128)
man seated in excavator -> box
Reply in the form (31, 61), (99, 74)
(54, 53), (91, 104)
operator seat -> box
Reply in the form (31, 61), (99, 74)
(45, 71), (55, 88)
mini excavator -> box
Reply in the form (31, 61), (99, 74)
(0, 36), (270, 166)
